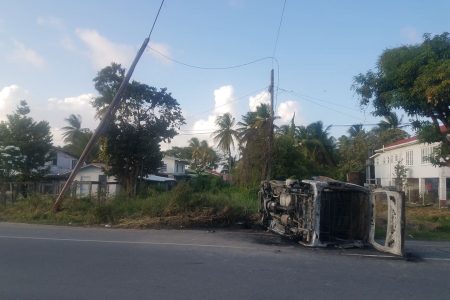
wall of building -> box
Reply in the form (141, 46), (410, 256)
(74, 166), (118, 197)
(374, 141), (449, 206)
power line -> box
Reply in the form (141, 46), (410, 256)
(272, 0), (287, 61)
(148, 46), (275, 70)
(279, 87), (359, 112)
(147, 0), (165, 39)
(278, 87), (365, 121)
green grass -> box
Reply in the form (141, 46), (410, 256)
(0, 177), (260, 228)
(406, 206), (450, 241)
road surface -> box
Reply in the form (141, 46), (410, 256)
(0, 222), (449, 299)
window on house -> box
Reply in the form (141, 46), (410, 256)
(52, 158), (57, 166)
(160, 164), (167, 172)
(406, 150), (413, 166)
(421, 146), (439, 164)
(72, 160), (77, 169)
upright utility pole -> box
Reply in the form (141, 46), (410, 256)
(267, 68), (275, 180)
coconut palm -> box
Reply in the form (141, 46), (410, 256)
(61, 114), (98, 161)
(296, 121), (336, 166)
(378, 112), (403, 130)
(61, 114), (83, 144)
(213, 113), (239, 171)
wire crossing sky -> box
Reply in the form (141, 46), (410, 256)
(0, 0), (449, 149)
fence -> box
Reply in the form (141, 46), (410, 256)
(0, 181), (120, 205)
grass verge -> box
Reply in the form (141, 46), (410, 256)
(0, 178), (260, 229)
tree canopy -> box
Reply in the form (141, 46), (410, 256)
(353, 32), (450, 165)
(0, 100), (53, 181)
(92, 63), (185, 195)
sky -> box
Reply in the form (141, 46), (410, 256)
(0, 0), (449, 151)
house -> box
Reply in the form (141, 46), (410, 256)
(371, 128), (449, 207)
(160, 156), (190, 179)
(46, 148), (79, 177)
(73, 163), (119, 198)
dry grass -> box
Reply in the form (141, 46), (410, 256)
(406, 206), (450, 240)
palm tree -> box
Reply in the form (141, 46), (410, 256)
(213, 113), (239, 171)
(61, 114), (83, 144)
(188, 138), (217, 174)
(296, 121), (336, 166)
(61, 114), (98, 161)
(348, 124), (365, 138)
(378, 112), (403, 130)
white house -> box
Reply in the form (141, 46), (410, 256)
(46, 148), (79, 176)
(371, 131), (449, 207)
(160, 156), (189, 179)
(74, 163), (119, 197)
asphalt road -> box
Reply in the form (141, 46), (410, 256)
(0, 222), (449, 300)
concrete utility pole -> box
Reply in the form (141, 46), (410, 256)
(267, 68), (275, 180)
(52, 37), (150, 212)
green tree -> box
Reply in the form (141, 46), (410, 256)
(61, 114), (98, 162)
(213, 113), (239, 171)
(296, 121), (336, 169)
(337, 125), (368, 180)
(188, 138), (218, 174)
(0, 101), (53, 181)
(372, 113), (409, 149)
(92, 63), (185, 195)
(0, 145), (25, 181)
(164, 146), (193, 161)
(235, 104), (271, 185)
(353, 32), (450, 165)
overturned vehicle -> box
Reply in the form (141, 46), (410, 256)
(259, 178), (405, 256)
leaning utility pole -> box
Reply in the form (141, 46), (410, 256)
(53, 0), (165, 212)
(266, 68), (275, 180)
(53, 38), (150, 212)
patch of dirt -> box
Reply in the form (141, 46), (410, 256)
(114, 212), (260, 230)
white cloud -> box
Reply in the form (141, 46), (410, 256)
(0, 85), (30, 121)
(184, 85), (236, 147)
(47, 93), (98, 146)
(37, 16), (64, 30)
(276, 100), (304, 125)
(147, 42), (172, 64)
(9, 40), (45, 68)
(249, 90), (270, 112)
(400, 27), (421, 44)
(75, 28), (134, 69)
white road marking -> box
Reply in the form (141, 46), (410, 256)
(0, 235), (254, 250)
(343, 253), (450, 261)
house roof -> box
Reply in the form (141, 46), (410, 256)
(52, 147), (79, 159)
(376, 125), (447, 152)
(163, 155), (190, 164)
(143, 174), (176, 182)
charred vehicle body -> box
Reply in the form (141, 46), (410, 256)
(259, 178), (405, 256)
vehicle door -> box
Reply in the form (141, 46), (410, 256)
(369, 189), (405, 256)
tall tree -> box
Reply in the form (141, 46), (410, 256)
(353, 32), (450, 165)
(92, 63), (185, 195)
(296, 121), (336, 168)
(213, 113), (239, 171)
(61, 114), (98, 161)
(188, 138), (218, 174)
(0, 100), (53, 181)
(236, 104), (271, 185)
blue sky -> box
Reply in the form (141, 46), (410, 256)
(1, 0), (449, 149)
